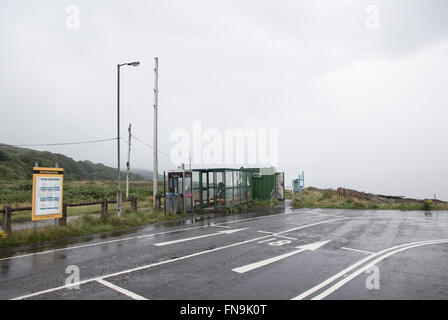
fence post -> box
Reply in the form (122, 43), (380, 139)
(101, 199), (108, 219)
(60, 203), (67, 226)
(4, 206), (11, 234)
(131, 197), (137, 212)
(155, 194), (161, 211)
(2, 207), (7, 233)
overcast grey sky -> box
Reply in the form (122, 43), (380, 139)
(1, 0), (448, 199)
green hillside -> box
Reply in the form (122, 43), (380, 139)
(0, 144), (145, 182)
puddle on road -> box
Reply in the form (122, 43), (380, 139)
(0, 201), (292, 264)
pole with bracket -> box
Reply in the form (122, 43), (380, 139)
(153, 57), (159, 209)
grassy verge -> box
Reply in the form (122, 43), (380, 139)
(0, 206), (186, 248)
(292, 189), (448, 211)
(227, 199), (279, 213)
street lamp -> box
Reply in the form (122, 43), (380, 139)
(117, 61), (140, 217)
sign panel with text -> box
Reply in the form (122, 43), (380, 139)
(32, 167), (64, 221)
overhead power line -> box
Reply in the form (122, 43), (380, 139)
(1, 138), (116, 148)
(131, 134), (170, 157)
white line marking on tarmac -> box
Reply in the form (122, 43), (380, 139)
(1, 208), (310, 262)
(257, 231), (297, 240)
(232, 240), (331, 274)
(96, 279), (148, 300)
(325, 214), (344, 218)
(0, 224), (226, 262)
(257, 238), (278, 243)
(340, 247), (374, 255)
(209, 224), (231, 228)
(11, 218), (346, 300)
(153, 228), (247, 246)
(406, 217), (448, 227)
(270, 218), (347, 237)
(292, 238), (448, 300)
(312, 239), (448, 300)
(1, 206), (346, 262)
(213, 212), (296, 226)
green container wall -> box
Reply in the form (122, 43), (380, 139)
(249, 168), (275, 200)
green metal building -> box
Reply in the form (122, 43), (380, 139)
(248, 167), (277, 201)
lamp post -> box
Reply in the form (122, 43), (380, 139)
(117, 61), (140, 216)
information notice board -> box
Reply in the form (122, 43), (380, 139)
(32, 167), (64, 221)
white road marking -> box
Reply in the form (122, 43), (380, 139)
(232, 240), (331, 273)
(209, 224), (231, 228)
(153, 228), (247, 246)
(96, 279), (148, 300)
(11, 218), (345, 300)
(1, 206), (343, 262)
(312, 239), (448, 300)
(311, 211), (341, 219)
(340, 247), (374, 255)
(257, 230), (297, 240)
(0, 224), (226, 262)
(213, 211), (296, 226)
(292, 238), (448, 300)
(406, 217), (448, 227)
(257, 238), (278, 243)
(325, 214), (344, 218)
(270, 218), (347, 237)
(268, 239), (292, 246)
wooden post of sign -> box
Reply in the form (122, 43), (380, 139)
(1, 207), (6, 233)
(2, 206), (12, 234)
(60, 203), (67, 226)
(131, 197), (137, 212)
(101, 199), (108, 219)
(4, 206), (11, 234)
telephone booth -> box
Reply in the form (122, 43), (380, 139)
(166, 170), (193, 213)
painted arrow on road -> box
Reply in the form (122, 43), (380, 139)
(153, 228), (248, 246)
(232, 240), (331, 274)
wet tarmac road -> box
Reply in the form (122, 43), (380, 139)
(1, 201), (448, 300)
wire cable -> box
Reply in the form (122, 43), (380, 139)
(131, 134), (170, 157)
(1, 138), (117, 148)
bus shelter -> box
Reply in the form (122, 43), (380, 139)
(191, 168), (253, 210)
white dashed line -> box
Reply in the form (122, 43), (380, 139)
(340, 247), (374, 255)
(96, 279), (148, 300)
(12, 218), (346, 300)
(406, 217), (448, 227)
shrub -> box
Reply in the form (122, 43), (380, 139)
(423, 199), (432, 211)
(368, 203), (379, 209)
(353, 201), (366, 209)
(322, 189), (334, 200)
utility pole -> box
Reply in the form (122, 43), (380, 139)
(153, 57), (159, 208)
(117, 60), (139, 217)
(117, 64), (122, 217)
(126, 123), (131, 199)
